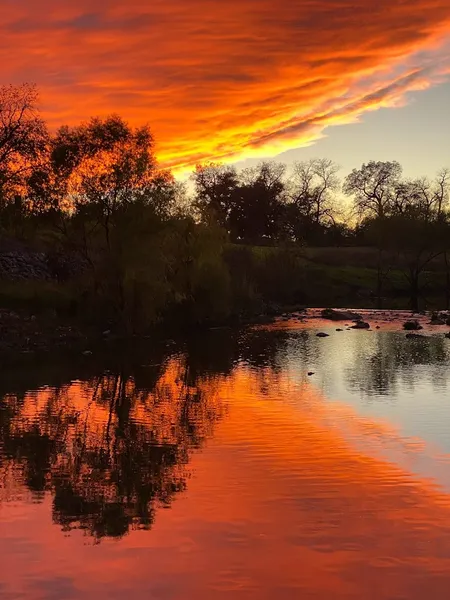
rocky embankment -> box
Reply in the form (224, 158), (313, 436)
(0, 250), (52, 281)
(0, 244), (88, 282)
(0, 244), (91, 357)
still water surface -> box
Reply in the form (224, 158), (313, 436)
(1, 321), (450, 599)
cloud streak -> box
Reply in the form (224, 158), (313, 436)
(1, 0), (450, 171)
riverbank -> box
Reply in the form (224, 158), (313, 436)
(2, 303), (450, 366)
(0, 308), (90, 357)
(265, 307), (450, 335)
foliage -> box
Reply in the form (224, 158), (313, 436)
(0, 84), (48, 205)
(2, 84), (450, 326)
(343, 160), (402, 219)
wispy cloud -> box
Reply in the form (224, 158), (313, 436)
(1, 0), (450, 171)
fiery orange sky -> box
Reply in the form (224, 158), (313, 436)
(2, 0), (450, 173)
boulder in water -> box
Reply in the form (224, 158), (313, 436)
(351, 321), (370, 329)
(321, 308), (362, 321)
(403, 320), (423, 331)
(430, 312), (446, 325)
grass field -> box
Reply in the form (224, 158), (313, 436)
(241, 244), (449, 310)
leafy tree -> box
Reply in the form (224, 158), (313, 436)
(343, 160), (402, 219)
(230, 161), (286, 242)
(0, 84), (48, 205)
(194, 161), (287, 243)
(193, 162), (239, 228)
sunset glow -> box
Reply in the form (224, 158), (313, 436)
(2, 361), (450, 598)
(2, 0), (450, 172)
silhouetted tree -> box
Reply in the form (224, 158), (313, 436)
(377, 213), (448, 310)
(290, 158), (340, 224)
(281, 158), (340, 243)
(0, 84), (48, 206)
(344, 160), (402, 219)
(193, 162), (239, 229)
(229, 161), (286, 242)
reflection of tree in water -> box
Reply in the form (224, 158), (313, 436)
(173, 326), (288, 399)
(181, 327), (289, 381)
(0, 357), (225, 541)
(0, 326), (289, 540)
(344, 333), (450, 398)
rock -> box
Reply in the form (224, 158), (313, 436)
(336, 328), (343, 331)
(0, 248), (89, 282)
(403, 320), (423, 331)
(316, 332), (329, 337)
(430, 312), (446, 325)
(406, 333), (425, 339)
(351, 321), (370, 329)
(102, 330), (111, 336)
(307, 372), (315, 376)
(82, 350), (93, 356)
(0, 250), (51, 281)
(445, 332), (450, 339)
(321, 308), (362, 321)
(376, 326), (380, 329)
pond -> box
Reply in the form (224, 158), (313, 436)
(1, 316), (450, 599)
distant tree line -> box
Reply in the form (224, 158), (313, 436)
(1, 83), (450, 322)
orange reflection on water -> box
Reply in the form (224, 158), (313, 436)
(1, 360), (450, 598)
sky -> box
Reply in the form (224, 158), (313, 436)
(1, 0), (450, 177)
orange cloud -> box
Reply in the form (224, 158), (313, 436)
(1, 0), (450, 172)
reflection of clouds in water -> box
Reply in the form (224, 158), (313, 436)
(299, 376), (450, 493)
(343, 332), (450, 397)
(2, 326), (450, 598)
(276, 326), (450, 487)
(282, 326), (450, 399)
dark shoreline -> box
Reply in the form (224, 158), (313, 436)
(3, 304), (450, 367)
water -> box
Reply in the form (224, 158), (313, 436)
(1, 320), (450, 599)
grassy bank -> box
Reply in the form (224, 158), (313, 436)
(1, 244), (447, 353)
